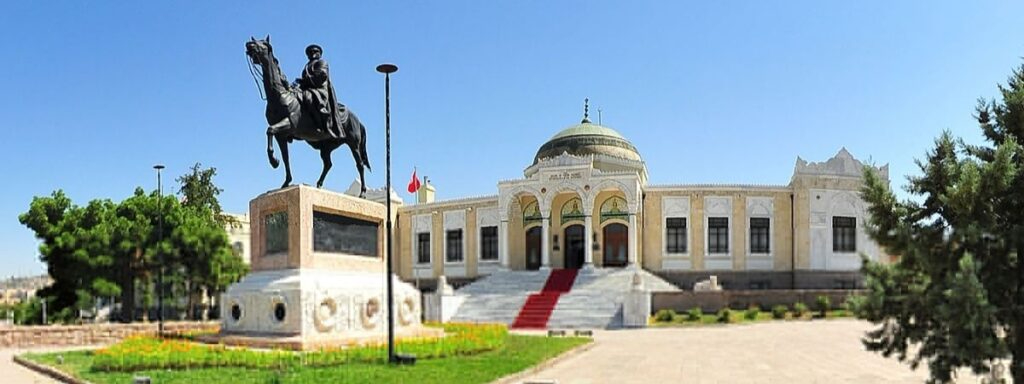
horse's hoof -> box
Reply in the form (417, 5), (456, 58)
(269, 158), (280, 169)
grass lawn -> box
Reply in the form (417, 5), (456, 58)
(23, 334), (589, 384)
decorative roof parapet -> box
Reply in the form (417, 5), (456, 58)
(399, 194), (499, 211)
(645, 183), (791, 191)
(793, 148), (888, 180)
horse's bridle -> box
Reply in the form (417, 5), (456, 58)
(246, 46), (267, 101)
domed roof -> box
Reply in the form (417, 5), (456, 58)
(533, 119), (642, 164)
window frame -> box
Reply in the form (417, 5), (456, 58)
(749, 217), (771, 254)
(416, 232), (431, 264)
(479, 226), (498, 262)
(665, 217), (688, 254)
(445, 229), (464, 263)
(832, 216), (857, 253)
(707, 217), (730, 254)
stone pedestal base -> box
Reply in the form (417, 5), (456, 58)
(219, 268), (434, 350)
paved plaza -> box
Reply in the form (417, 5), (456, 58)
(517, 319), (991, 384)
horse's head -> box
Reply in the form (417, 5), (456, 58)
(245, 35), (274, 66)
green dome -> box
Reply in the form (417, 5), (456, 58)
(533, 121), (642, 164)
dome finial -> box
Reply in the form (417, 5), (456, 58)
(582, 98), (591, 123)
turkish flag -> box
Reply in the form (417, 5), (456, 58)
(407, 169), (421, 194)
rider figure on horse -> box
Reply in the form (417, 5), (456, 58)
(296, 44), (344, 139)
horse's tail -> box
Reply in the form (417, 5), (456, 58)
(359, 121), (371, 171)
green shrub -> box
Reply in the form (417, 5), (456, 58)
(688, 309), (704, 323)
(717, 308), (733, 323)
(686, 308), (703, 321)
(771, 304), (788, 319)
(793, 302), (809, 318)
(815, 295), (831, 317)
(744, 305), (760, 321)
(654, 309), (676, 322)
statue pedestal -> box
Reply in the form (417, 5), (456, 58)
(216, 185), (437, 350)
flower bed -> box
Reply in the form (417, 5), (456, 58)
(92, 322), (506, 372)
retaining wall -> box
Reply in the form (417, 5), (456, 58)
(0, 321), (218, 348)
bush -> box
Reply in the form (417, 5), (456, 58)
(815, 295), (831, 318)
(654, 309), (676, 323)
(686, 308), (703, 321)
(744, 306), (760, 321)
(771, 304), (788, 319)
(717, 308), (733, 323)
(793, 302), (809, 318)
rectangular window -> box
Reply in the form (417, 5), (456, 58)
(707, 217), (729, 254)
(480, 226), (498, 261)
(749, 217), (770, 254)
(832, 216), (857, 252)
(446, 229), (463, 262)
(416, 233), (430, 264)
(665, 218), (687, 253)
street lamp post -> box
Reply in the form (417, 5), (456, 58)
(153, 164), (165, 336)
(375, 63), (413, 365)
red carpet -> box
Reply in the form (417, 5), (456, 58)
(511, 269), (578, 329)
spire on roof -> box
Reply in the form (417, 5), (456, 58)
(581, 98), (591, 123)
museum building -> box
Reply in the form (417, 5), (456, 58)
(394, 111), (890, 291)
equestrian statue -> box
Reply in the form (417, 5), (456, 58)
(245, 35), (371, 197)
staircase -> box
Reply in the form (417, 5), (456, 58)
(511, 269), (579, 329)
(449, 267), (680, 329)
(449, 269), (551, 325)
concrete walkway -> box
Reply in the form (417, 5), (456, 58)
(0, 345), (104, 384)
(517, 319), (994, 384)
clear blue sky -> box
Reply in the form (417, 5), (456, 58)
(2, 1), (1022, 277)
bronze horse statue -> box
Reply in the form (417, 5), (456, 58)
(244, 36), (370, 197)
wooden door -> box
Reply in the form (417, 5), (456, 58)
(525, 226), (542, 270)
(603, 223), (628, 267)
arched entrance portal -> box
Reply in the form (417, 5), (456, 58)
(563, 224), (585, 269)
(603, 223), (628, 267)
(525, 226), (542, 270)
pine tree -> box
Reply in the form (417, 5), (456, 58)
(857, 63), (1024, 383)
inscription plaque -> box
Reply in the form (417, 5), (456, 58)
(265, 211), (289, 255)
(313, 211), (378, 257)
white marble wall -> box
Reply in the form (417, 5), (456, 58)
(745, 196), (774, 270)
(808, 189), (880, 270)
(475, 206), (500, 274)
(660, 196), (691, 270)
(442, 210), (467, 277)
(703, 196), (733, 270)
(411, 214), (432, 278)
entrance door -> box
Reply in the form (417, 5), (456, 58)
(525, 226), (542, 270)
(603, 223), (628, 267)
(564, 225), (585, 269)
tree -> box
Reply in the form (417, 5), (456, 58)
(20, 175), (247, 323)
(177, 162), (234, 227)
(856, 63), (1024, 383)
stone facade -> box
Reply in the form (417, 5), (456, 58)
(393, 115), (891, 290)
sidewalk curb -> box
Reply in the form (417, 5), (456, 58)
(12, 355), (90, 384)
(491, 339), (597, 384)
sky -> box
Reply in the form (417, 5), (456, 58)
(1, 1), (1023, 278)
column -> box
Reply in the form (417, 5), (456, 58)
(499, 219), (509, 269)
(627, 213), (638, 268)
(583, 215), (594, 268)
(541, 216), (551, 269)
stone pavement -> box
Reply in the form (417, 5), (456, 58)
(517, 319), (993, 384)
(0, 345), (103, 384)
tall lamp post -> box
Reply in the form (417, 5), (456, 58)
(153, 164), (165, 336)
(375, 63), (412, 365)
